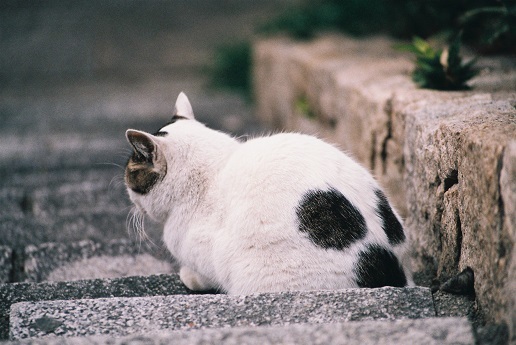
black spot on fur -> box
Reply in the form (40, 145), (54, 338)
(296, 187), (367, 250)
(354, 244), (407, 288)
(374, 189), (405, 245)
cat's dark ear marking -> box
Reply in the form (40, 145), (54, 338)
(174, 92), (195, 120)
(354, 244), (407, 288)
(296, 187), (367, 250)
(126, 130), (156, 160)
(374, 189), (406, 245)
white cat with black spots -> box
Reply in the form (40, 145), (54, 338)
(125, 92), (414, 294)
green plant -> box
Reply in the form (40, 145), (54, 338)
(396, 36), (478, 90)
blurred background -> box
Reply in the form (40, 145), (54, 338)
(0, 0), (298, 176)
(1, 0), (513, 174)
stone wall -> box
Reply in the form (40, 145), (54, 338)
(253, 35), (516, 331)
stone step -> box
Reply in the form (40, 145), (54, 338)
(0, 167), (122, 190)
(0, 180), (128, 220)
(10, 287), (434, 339)
(0, 211), (155, 249)
(0, 246), (12, 284)
(21, 239), (176, 283)
(0, 274), (193, 340)
(5, 317), (475, 345)
(0, 135), (128, 174)
(0, 166), (139, 249)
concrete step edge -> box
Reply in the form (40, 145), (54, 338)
(9, 287), (434, 339)
(4, 317), (474, 345)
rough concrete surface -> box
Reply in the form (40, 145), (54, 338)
(0, 274), (192, 340)
(433, 291), (476, 319)
(500, 140), (516, 343)
(22, 239), (176, 283)
(9, 287), (434, 339)
(4, 318), (475, 345)
(0, 246), (12, 284)
(403, 96), (516, 325)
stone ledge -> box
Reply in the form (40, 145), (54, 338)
(9, 287), (434, 339)
(0, 274), (193, 340)
(22, 239), (176, 283)
(253, 35), (516, 329)
(0, 166), (160, 249)
(0, 179), (128, 221)
(402, 96), (515, 326)
(0, 212), (154, 249)
(4, 317), (474, 345)
(501, 141), (516, 343)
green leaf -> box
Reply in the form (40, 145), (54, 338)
(402, 36), (477, 91)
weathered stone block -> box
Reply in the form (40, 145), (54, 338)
(500, 140), (516, 342)
(403, 96), (516, 325)
(0, 181), (128, 220)
(23, 239), (176, 283)
(5, 317), (475, 345)
(0, 246), (12, 284)
(0, 274), (192, 340)
(9, 287), (434, 339)
(0, 211), (157, 249)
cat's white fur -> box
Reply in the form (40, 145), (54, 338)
(126, 93), (413, 294)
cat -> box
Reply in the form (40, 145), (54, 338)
(125, 92), (414, 295)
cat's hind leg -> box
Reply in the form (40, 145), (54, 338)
(179, 266), (215, 291)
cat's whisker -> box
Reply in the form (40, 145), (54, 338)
(126, 207), (136, 237)
(94, 162), (126, 173)
(117, 149), (133, 158)
(126, 206), (158, 250)
(108, 174), (125, 190)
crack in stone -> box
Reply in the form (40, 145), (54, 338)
(455, 209), (462, 268)
(496, 151), (507, 260)
(380, 99), (394, 175)
(444, 170), (459, 193)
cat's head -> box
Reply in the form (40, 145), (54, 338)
(124, 92), (202, 222)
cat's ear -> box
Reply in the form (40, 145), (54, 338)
(126, 129), (158, 160)
(174, 92), (195, 120)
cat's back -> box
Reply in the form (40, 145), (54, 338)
(211, 132), (412, 292)
(219, 132), (376, 194)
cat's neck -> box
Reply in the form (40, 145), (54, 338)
(162, 130), (239, 257)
